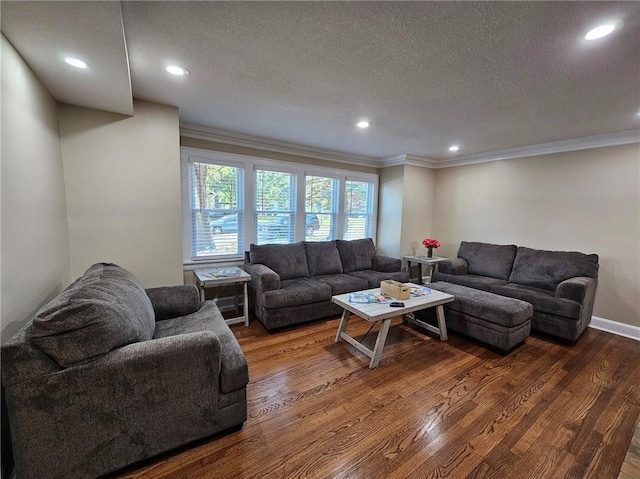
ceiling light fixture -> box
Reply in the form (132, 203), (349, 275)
(64, 57), (88, 69)
(584, 24), (616, 40)
(449, 145), (460, 152)
(356, 120), (371, 129)
(166, 65), (189, 76)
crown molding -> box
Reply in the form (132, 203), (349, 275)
(180, 123), (379, 168)
(380, 154), (439, 168)
(434, 130), (640, 169)
(181, 123), (640, 171)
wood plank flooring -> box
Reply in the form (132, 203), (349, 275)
(109, 315), (640, 479)
(618, 418), (640, 479)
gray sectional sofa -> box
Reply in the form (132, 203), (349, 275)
(245, 238), (409, 330)
(1, 263), (248, 479)
(425, 281), (533, 351)
(432, 241), (599, 341)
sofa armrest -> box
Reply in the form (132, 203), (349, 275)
(146, 285), (201, 321)
(5, 332), (222, 479)
(438, 258), (468, 275)
(372, 254), (401, 273)
(556, 277), (596, 304)
(246, 263), (281, 292)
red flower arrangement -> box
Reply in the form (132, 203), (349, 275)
(422, 238), (440, 258)
(422, 238), (440, 249)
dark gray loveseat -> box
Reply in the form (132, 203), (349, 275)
(432, 241), (599, 341)
(1, 263), (249, 479)
(246, 238), (409, 330)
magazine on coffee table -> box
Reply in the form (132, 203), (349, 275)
(410, 286), (432, 297)
(349, 292), (388, 303)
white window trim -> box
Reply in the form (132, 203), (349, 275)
(181, 147), (379, 266)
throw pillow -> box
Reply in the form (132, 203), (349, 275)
(508, 247), (599, 292)
(458, 241), (517, 280)
(336, 238), (376, 272)
(249, 242), (310, 280)
(31, 263), (155, 368)
(304, 240), (343, 276)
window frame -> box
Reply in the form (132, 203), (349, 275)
(181, 147), (378, 265)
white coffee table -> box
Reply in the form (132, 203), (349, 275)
(332, 283), (455, 368)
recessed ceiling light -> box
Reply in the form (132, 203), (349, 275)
(449, 145), (460, 152)
(356, 120), (371, 129)
(166, 65), (189, 76)
(585, 24), (616, 40)
(64, 57), (88, 69)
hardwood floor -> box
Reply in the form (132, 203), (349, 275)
(111, 315), (640, 479)
(618, 418), (640, 479)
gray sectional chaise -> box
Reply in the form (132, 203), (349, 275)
(1, 263), (249, 479)
(425, 281), (533, 351)
(432, 241), (599, 341)
(246, 238), (409, 330)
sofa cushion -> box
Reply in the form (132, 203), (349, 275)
(336, 238), (376, 272)
(457, 241), (517, 280)
(507, 247), (599, 292)
(313, 274), (368, 295)
(429, 282), (533, 328)
(262, 278), (331, 309)
(347, 270), (410, 288)
(304, 240), (343, 276)
(431, 272), (508, 292)
(31, 263), (155, 368)
(491, 283), (582, 319)
(250, 242), (310, 280)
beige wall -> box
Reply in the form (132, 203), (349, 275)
(400, 164), (437, 257)
(432, 144), (640, 328)
(377, 165), (404, 256)
(377, 164), (437, 259)
(59, 100), (183, 287)
(1, 35), (71, 341)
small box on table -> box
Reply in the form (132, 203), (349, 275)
(380, 280), (410, 300)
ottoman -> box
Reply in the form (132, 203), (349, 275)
(426, 282), (533, 351)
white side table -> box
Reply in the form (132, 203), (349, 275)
(403, 255), (448, 284)
(193, 267), (251, 326)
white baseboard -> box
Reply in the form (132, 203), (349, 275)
(589, 316), (640, 341)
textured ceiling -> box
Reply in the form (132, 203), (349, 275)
(2, 1), (639, 161)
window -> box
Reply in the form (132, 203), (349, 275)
(185, 159), (243, 259)
(255, 169), (296, 245)
(344, 179), (374, 240)
(305, 175), (338, 241)
(181, 148), (378, 264)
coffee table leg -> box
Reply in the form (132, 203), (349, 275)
(435, 305), (448, 341)
(335, 309), (350, 342)
(370, 318), (392, 368)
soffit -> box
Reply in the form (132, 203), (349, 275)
(1, 1), (132, 115)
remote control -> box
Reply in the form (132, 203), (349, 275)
(390, 302), (405, 307)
